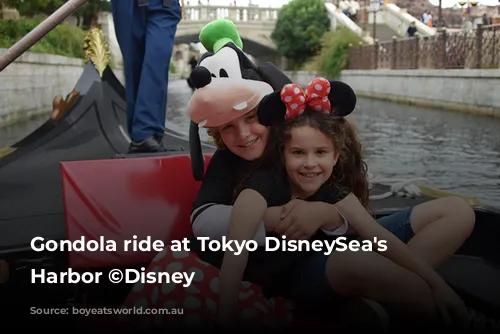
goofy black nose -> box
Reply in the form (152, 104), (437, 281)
(189, 66), (212, 89)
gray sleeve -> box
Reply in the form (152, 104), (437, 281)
(190, 203), (267, 246)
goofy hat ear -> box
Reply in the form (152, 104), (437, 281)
(258, 78), (357, 126)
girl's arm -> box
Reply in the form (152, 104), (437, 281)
(335, 193), (447, 288)
(217, 189), (268, 326)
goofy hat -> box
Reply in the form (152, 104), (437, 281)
(187, 19), (292, 180)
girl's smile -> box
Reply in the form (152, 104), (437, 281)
(284, 125), (339, 199)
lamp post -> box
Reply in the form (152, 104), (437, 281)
(438, 0), (442, 27)
(364, 0), (368, 31)
(370, 0), (380, 40)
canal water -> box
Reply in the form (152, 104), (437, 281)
(1, 79), (499, 207)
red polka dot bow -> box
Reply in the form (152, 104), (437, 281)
(280, 77), (332, 120)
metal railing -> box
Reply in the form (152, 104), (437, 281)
(180, 5), (279, 23)
(348, 24), (500, 70)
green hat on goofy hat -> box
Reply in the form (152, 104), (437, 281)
(199, 19), (243, 53)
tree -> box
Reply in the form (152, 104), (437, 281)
(4, 0), (110, 29)
(75, 0), (110, 29)
(271, 0), (330, 68)
(3, 0), (65, 17)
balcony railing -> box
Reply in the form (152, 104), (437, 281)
(348, 24), (500, 70)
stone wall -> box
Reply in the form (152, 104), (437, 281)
(0, 48), (181, 128)
(0, 50), (84, 127)
(340, 69), (500, 118)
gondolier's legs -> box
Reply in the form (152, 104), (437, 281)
(133, 0), (181, 144)
(111, 0), (146, 140)
(111, 0), (181, 152)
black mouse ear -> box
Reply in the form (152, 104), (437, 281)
(257, 90), (286, 127)
(328, 81), (357, 117)
(256, 62), (292, 91)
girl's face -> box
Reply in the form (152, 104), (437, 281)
(283, 125), (340, 199)
(218, 109), (269, 161)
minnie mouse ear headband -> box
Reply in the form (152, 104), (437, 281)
(257, 77), (357, 126)
(187, 74), (273, 128)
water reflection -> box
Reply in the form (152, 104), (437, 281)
(355, 99), (500, 206)
(1, 80), (499, 206)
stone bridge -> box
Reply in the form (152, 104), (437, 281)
(176, 5), (279, 58)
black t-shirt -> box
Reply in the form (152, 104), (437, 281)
(192, 148), (253, 211)
(240, 168), (343, 207)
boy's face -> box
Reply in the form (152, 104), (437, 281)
(218, 109), (269, 161)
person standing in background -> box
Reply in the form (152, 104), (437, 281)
(111, 0), (182, 153)
(407, 21), (417, 38)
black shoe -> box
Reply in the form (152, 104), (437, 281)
(128, 136), (183, 153)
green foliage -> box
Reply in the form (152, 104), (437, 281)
(271, 0), (330, 68)
(3, 0), (65, 17)
(305, 26), (364, 79)
(0, 17), (86, 58)
(0, 0), (111, 58)
(4, 0), (110, 29)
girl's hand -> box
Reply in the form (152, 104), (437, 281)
(431, 282), (470, 329)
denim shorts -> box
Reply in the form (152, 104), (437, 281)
(284, 207), (415, 309)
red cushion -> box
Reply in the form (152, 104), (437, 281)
(61, 154), (212, 268)
(118, 245), (295, 329)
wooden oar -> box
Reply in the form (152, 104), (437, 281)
(0, 0), (89, 72)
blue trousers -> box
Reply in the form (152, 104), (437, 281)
(111, 0), (182, 142)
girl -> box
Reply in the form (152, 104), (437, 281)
(214, 78), (470, 329)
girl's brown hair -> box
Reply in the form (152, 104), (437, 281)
(258, 112), (370, 208)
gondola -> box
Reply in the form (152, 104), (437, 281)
(1, 36), (499, 332)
